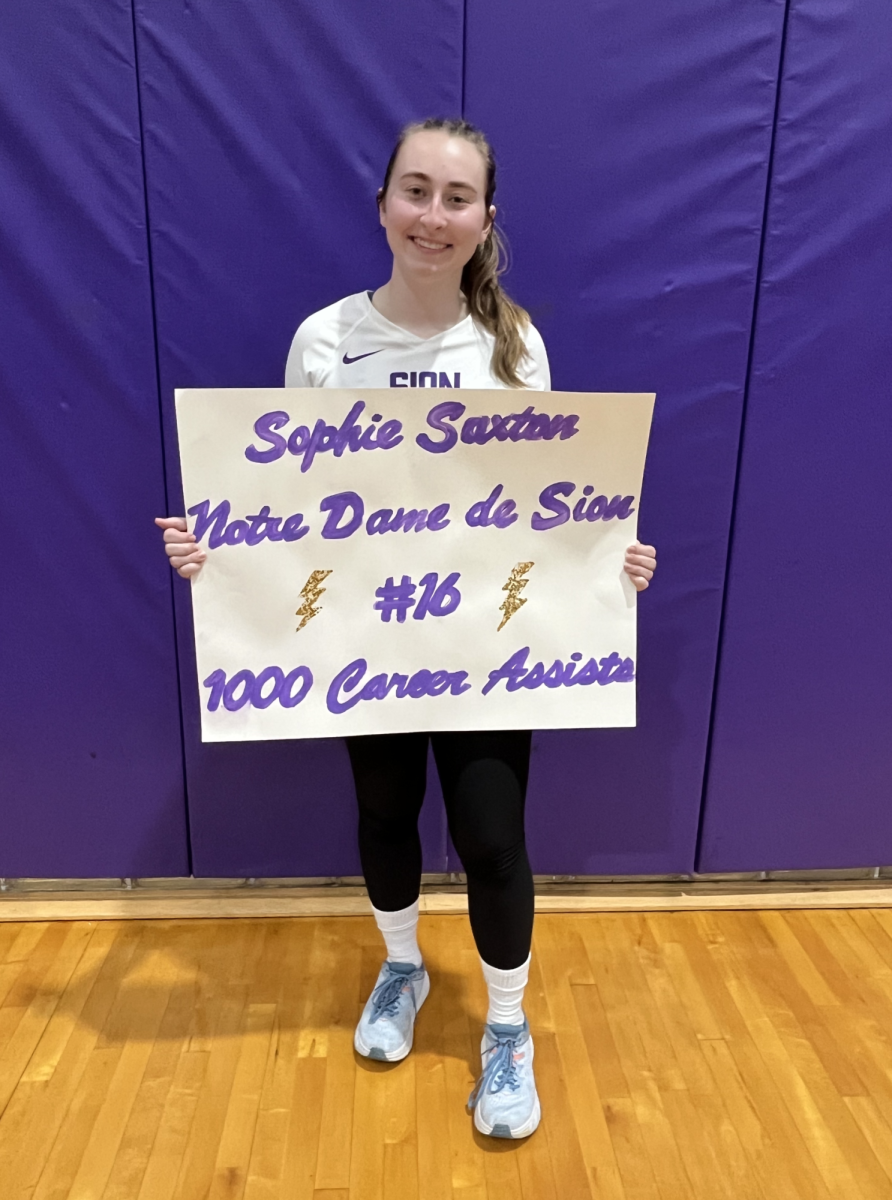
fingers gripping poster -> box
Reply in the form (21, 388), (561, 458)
(175, 389), (655, 741)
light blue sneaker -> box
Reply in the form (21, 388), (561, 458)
(353, 960), (430, 1062)
(468, 1018), (541, 1138)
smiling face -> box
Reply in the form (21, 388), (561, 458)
(378, 129), (494, 284)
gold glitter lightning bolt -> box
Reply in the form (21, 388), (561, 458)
(296, 569), (332, 632)
(497, 562), (534, 631)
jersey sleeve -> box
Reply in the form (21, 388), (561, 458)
(284, 333), (309, 387)
(283, 294), (370, 386)
(284, 308), (335, 387)
(519, 322), (551, 391)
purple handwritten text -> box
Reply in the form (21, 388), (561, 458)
(245, 401), (403, 471)
(327, 658), (471, 714)
(481, 647), (634, 696)
(417, 402), (579, 454)
(203, 665), (313, 711)
(531, 483), (635, 531)
(189, 500), (309, 547)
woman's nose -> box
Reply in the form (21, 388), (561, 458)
(421, 197), (448, 228)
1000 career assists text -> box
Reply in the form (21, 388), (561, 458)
(203, 647), (635, 717)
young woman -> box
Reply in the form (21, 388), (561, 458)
(157, 118), (657, 1140)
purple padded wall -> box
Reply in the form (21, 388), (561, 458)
(699, 0), (892, 870)
(134, 0), (463, 876)
(463, 0), (787, 873)
(0, 2), (187, 875)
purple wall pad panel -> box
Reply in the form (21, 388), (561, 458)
(134, 0), (462, 876)
(699, 0), (892, 871)
(460, 0), (787, 874)
(0, 3), (187, 875)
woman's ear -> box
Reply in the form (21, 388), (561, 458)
(377, 189), (387, 227)
(480, 204), (496, 243)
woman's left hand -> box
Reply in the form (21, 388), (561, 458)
(624, 542), (657, 592)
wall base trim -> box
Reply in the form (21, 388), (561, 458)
(3, 878), (892, 921)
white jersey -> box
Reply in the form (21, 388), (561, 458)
(284, 291), (550, 391)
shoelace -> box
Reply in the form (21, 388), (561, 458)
(369, 967), (417, 1024)
(468, 1033), (521, 1109)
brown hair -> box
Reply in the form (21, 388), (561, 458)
(377, 117), (531, 388)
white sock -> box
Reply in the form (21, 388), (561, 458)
(371, 899), (422, 968)
(480, 953), (530, 1027)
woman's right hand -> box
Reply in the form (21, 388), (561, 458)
(154, 516), (206, 579)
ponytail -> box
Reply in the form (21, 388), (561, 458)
(379, 117), (531, 388)
(461, 223), (530, 388)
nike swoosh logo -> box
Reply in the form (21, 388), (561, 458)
(342, 349), (384, 365)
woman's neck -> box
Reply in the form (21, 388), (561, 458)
(372, 268), (467, 339)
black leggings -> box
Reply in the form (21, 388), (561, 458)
(346, 730), (534, 970)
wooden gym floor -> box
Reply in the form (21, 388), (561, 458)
(3, 910), (892, 1198)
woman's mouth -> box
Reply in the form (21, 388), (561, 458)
(410, 237), (451, 252)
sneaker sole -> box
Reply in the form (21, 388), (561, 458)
(353, 972), (431, 1062)
(473, 1093), (541, 1139)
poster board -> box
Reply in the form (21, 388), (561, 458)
(175, 388), (654, 740)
